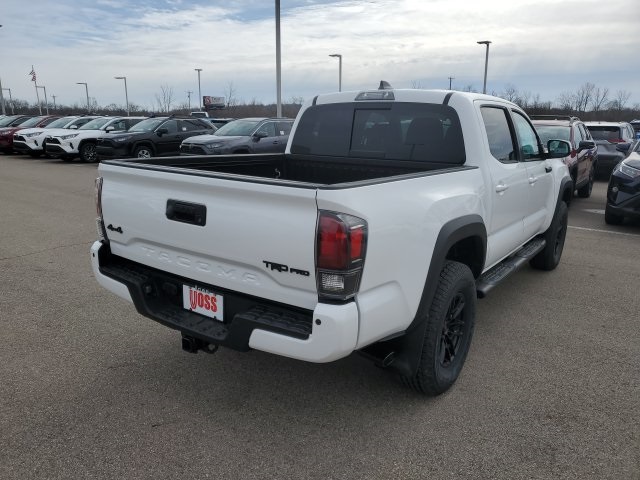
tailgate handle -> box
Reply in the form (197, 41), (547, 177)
(166, 200), (207, 226)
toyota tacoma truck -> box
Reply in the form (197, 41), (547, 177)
(91, 85), (573, 395)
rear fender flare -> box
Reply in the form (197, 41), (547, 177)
(379, 215), (487, 377)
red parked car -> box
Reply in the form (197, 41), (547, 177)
(0, 115), (61, 154)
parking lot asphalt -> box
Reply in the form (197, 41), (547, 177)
(0, 154), (638, 480)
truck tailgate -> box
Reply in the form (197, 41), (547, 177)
(98, 163), (319, 310)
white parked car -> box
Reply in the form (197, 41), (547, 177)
(44, 116), (146, 162)
(13, 116), (102, 158)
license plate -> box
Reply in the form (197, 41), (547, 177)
(183, 284), (224, 321)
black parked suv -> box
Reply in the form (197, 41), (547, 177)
(96, 116), (214, 159)
(605, 140), (640, 225)
(179, 118), (294, 155)
(584, 121), (636, 177)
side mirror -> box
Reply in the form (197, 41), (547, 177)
(70, 125), (78, 130)
(105, 126), (115, 132)
(156, 127), (169, 136)
(547, 139), (571, 158)
(578, 140), (595, 151)
(253, 131), (268, 140)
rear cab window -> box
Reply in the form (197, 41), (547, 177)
(290, 102), (465, 164)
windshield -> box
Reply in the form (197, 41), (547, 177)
(588, 126), (623, 142)
(128, 118), (165, 132)
(0, 116), (23, 127)
(46, 117), (77, 128)
(535, 125), (571, 144)
(214, 120), (261, 136)
(17, 116), (46, 128)
(79, 118), (112, 130)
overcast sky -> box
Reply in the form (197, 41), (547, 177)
(1, 0), (638, 112)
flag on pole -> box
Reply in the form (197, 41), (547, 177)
(29, 66), (36, 82)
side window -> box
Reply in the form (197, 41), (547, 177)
(110, 120), (127, 131)
(161, 120), (178, 133)
(480, 106), (517, 163)
(255, 122), (276, 137)
(511, 112), (541, 160)
(181, 120), (205, 132)
(277, 121), (292, 136)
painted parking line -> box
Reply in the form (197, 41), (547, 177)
(568, 225), (640, 238)
(583, 209), (605, 215)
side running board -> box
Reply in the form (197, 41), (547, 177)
(476, 237), (546, 298)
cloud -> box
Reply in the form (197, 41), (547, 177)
(1, 0), (637, 111)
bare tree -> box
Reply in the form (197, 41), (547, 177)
(155, 84), (175, 113)
(589, 87), (609, 113)
(410, 80), (425, 89)
(224, 81), (238, 109)
(557, 91), (576, 111)
(574, 82), (596, 113)
(501, 84), (519, 103)
(609, 90), (632, 110)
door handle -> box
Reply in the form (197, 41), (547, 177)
(529, 176), (538, 185)
(495, 183), (508, 193)
(545, 166), (552, 173)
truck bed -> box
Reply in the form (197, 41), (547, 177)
(103, 153), (470, 187)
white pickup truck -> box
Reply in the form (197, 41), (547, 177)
(91, 85), (573, 395)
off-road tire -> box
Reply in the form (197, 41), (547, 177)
(401, 261), (476, 396)
(530, 201), (568, 271)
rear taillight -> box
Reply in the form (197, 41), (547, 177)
(95, 177), (108, 241)
(608, 138), (624, 143)
(316, 211), (367, 301)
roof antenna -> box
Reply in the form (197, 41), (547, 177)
(378, 80), (393, 90)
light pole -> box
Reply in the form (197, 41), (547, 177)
(0, 25), (4, 115)
(448, 76), (455, 90)
(275, 0), (282, 117)
(329, 54), (342, 92)
(2, 87), (13, 114)
(194, 68), (202, 111)
(477, 40), (491, 94)
(186, 91), (193, 111)
(77, 82), (90, 112)
(114, 76), (129, 116)
(37, 85), (49, 114)
(52, 94), (57, 111)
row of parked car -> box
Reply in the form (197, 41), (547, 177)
(0, 113), (295, 162)
(0, 111), (638, 225)
(529, 116), (639, 225)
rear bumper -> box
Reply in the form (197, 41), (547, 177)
(90, 241), (358, 362)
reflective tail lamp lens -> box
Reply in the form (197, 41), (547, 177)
(95, 177), (108, 241)
(316, 211), (367, 301)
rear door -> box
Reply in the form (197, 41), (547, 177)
(99, 163), (320, 309)
(510, 110), (554, 239)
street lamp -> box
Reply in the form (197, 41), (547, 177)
(194, 68), (202, 111)
(76, 82), (90, 112)
(329, 54), (342, 92)
(477, 40), (491, 94)
(114, 76), (129, 116)
(2, 87), (13, 114)
(275, 0), (282, 117)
